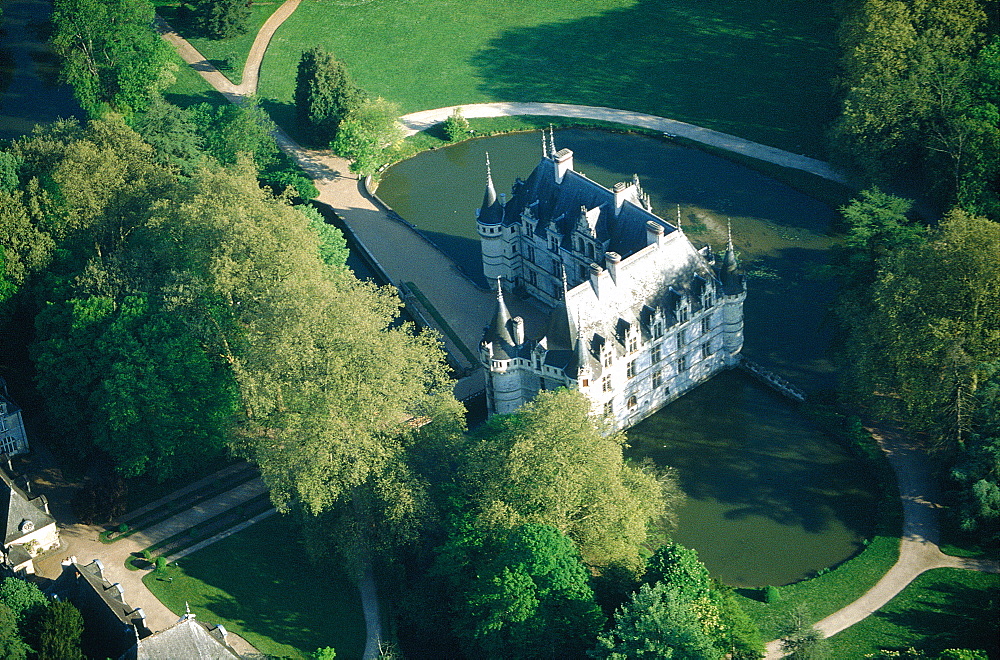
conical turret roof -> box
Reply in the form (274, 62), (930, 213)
(478, 153), (503, 225)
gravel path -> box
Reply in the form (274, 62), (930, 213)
(401, 102), (849, 183)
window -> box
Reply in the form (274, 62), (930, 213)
(679, 308), (689, 323)
(701, 317), (710, 334)
(652, 370), (662, 388)
(604, 352), (613, 368)
(628, 334), (638, 353)
(587, 243), (595, 258)
(627, 395), (637, 410)
(602, 376), (612, 392)
(552, 260), (561, 276)
(512, 244), (518, 255)
(579, 264), (587, 280)
(652, 345), (662, 363)
(627, 360), (637, 379)
(678, 329), (686, 347)
(604, 400), (614, 416)
(702, 342), (712, 359)
(527, 245), (535, 262)
(528, 270), (537, 286)
(653, 323), (663, 339)
(678, 355), (687, 372)
(581, 378), (589, 387)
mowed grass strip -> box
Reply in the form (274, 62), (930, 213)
(143, 513), (366, 659)
(257, 0), (840, 156)
(824, 568), (1000, 658)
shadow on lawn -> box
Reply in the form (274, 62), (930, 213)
(470, 0), (841, 157)
(873, 577), (1000, 656)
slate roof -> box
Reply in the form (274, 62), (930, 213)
(0, 468), (54, 546)
(130, 617), (239, 660)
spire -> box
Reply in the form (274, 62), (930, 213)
(720, 218), (743, 294)
(486, 278), (515, 346)
(560, 263), (569, 298)
(723, 218), (737, 270)
(676, 204), (683, 232)
(548, 125), (556, 158)
(478, 153), (502, 224)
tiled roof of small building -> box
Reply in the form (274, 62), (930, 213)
(0, 469), (54, 546)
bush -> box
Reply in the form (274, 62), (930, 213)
(191, 0), (251, 40)
(154, 556), (167, 571)
(140, 549), (151, 560)
(765, 585), (781, 603)
(443, 108), (470, 142)
(118, 523), (129, 534)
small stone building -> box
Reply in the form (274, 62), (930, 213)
(477, 133), (746, 430)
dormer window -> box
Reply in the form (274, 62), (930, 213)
(628, 334), (638, 353)
(653, 322), (663, 339)
(19, 519), (34, 534)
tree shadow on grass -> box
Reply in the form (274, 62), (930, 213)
(470, 0), (841, 157)
(871, 576), (1000, 656)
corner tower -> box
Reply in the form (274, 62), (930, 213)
(476, 154), (508, 289)
(718, 221), (746, 365)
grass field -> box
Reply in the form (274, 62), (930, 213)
(156, 0), (281, 85)
(143, 514), (366, 659)
(824, 568), (1000, 657)
(255, 0), (841, 157)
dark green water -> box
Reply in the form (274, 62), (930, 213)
(0, 0), (82, 142)
(380, 129), (877, 586)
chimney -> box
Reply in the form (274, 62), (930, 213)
(512, 317), (525, 345)
(554, 148), (573, 184)
(605, 251), (621, 283)
(589, 263), (603, 297)
(646, 220), (665, 247)
(613, 182), (629, 215)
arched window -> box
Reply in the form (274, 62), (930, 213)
(627, 395), (637, 409)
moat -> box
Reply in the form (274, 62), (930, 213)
(379, 128), (877, 586)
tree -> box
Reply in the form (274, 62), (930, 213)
(190, 99), (279, 169)
(448, 524), (604, 659)
(0, 189), (54, 306)
(129, 98), (207, 175)
(593, 582), (720, 660)
(0, 578), (48, 644)
(838, 209), (1000, 445)
(831, 0), (998, 216)
(50, 0), (172, 117)
(0, 604), (29, 660)
(37, 601), (84, 660)
(299, 205), (349, 272)
(191, 0), (251, 40)
(443, 108), (470, 142)
(779, 605), (827, 660)
(295, 48), (365, 146)
(331, 97), (405, 178)
(643, 542), (712, 600)
(466, 389), (682, 568)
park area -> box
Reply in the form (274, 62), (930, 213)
(161, 0), (841, 157)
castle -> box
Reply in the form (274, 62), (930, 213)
(477, 132), (746, 430)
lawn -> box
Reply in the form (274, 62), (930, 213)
(736, 534), (902, 640)
(143, 514), (366, 659)
(256, 0), (841, 157)
(824, 568), (1000, 657)
(156, 0), (282, 85)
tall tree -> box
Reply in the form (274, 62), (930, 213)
(466, 389), (682, 569)
(50, 0), (172, 117)
(191, 0), (251, 40)
(838, 207), (1000, 445)
(331, 97), (405, 177)
(294, 48), (365, 146)
(445, 523), (604, 660)
(37, 601), (85, 660)
(832, 0), (999, 216)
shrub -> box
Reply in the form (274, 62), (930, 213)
(154, 556), (167, 571)
(443, 108), (470, 142)
(118, 523), (129, 534)
(764, 585), (781, 603)
(140, 549), (151, 560)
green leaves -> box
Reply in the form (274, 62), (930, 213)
(331, 97), (405, 177)
(50, 0), (171, 117)
(295, 48), (365, 146)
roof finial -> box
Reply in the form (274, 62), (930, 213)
(727, 218), (733, 251)
(549, 125), (556, 157)
(486, 152), (492, 182)
(560, 263), (569, 298)
(676, 204), (683, 232)
(496, 276), (503, 298)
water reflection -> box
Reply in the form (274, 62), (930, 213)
(0, 0), (82, 143)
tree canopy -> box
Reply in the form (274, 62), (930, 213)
(295, 48), (365, 146)
(50, 0), (172, 117)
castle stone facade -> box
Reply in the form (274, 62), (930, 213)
(477, 134), (746, 431)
